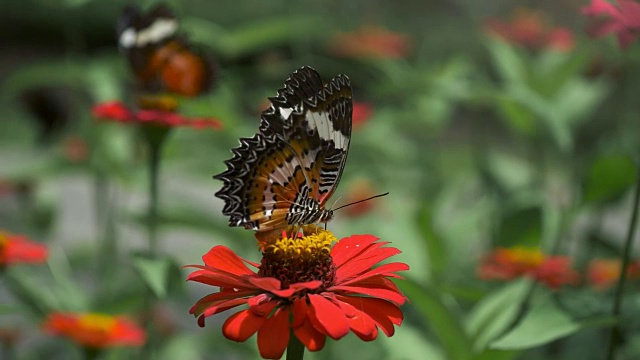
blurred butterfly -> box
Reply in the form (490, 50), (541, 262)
(214, 66), (352, 236)
(117, 4), (215, 109)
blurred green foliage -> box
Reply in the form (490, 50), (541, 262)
(2, 0), (640, 359)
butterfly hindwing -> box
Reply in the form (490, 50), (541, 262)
(215, 67), (352, 232)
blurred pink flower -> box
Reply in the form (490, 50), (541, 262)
(582, 0), (640, 49)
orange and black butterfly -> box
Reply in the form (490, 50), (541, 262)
(214, 67), (352, 237)
(117, 4), (215, 108)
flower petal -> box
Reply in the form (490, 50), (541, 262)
(190, 291), (253, 316)
(257, 308), (290, 359)
(335, 299), (378, 341)
(294, 317), (326, 352)
(223, 308), (267, 342)
(337, 262), (409, 285)
(331, 234), (380, 266)
(202, 246), (258, 274)
(307, 294), (350, 340)
(337, 296), (403, 337)
(329, 282), (407, 306)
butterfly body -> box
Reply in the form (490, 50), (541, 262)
(215, 67), (352, 234)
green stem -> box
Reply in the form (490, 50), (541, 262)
(606, 167), (640, 360)
(286, 331), (305, 360)
(148, 142), (161, 256)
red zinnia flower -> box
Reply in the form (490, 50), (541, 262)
(533, 256), (580, 290)
(92, 101), (223, 130)
(0, 231), (48, 267)
(327, 26), (412, 59)
(484, 8), (575, 52)
(582, 0), (640, 49)
(478, 246), (545, 280)
(43, 312), (145, 349)
(587, 258), (640, 291)
(478, 246), (578, 289)
(186, 227), (408, 359)
(352, 101), (373, 129)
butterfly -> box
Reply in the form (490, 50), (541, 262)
(214, 66), (352, 236)
(116, 4), (215, 107)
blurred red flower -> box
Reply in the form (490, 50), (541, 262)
(341, 179), (379, 217)
(327, 26), (412, 59)
(484, 8), (575, 52)
(587, 258), (640, 291)
(533, 256), (580, 289)
(0, 231), (48, 267)
(352, 101), (373, 129)
(43, 312), (145, 349)
(92, 101), (223, 130)
(478, 246), (578, 289)
(582, 0), (640, 49)
(478, 246), (544, 280)
(186, 227), (408, 359)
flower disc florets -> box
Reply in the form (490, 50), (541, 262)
(259, 226), (337, 293)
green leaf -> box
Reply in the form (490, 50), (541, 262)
(417, 205), (447, 280)
(48, 247), (89, 311)
(583, 154), (637, 204)
(466, 279), (532, 351)
(399, 279), (473, 360)
(486, 39), (527, 83)
(379, 324), (445, 360)
(490, 300), (614, 350)
(484, 151), (534, 192)
(132, 254), (174, 299)
(498, 207), (542, 248)
(184, 16), (323, 59)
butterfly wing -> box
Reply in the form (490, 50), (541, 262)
(214, 67), (352, 231)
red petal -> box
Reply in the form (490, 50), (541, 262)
(335, 243), (404, 281)
(257, 308), (290, 359)
(189, 291), (254, 315)
(270, 281), (323, 298)
(307, 294), (349, 340)
(248, 276), (282, 292)
(331, 235), (380, 266)
(223, 309), (266, 342)
(330, 284), (406, 306)
(337, 296), (403, 337)
(336, 300), (378, 341)
(202, 246), (256, 275)
(293, 317), (326, 352)
(337, 262), (409, 285)
(186, 268), (259, 289)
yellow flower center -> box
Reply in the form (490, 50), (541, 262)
(266, 225), (336, 256)
(258, 225), (337, 295)
(78, 313), (117, 333)
(504, 246), (545, 267)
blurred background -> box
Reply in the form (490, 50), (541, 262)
(2, 0), (640, 359)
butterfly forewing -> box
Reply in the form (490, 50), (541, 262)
(214, 66), (352, 232)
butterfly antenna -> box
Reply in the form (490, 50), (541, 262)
(329, 194), (344, 210)
(333, 192), (389, 211)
